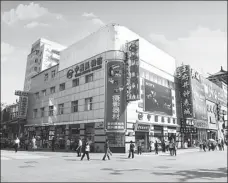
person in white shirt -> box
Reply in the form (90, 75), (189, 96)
(77, 138), (82, 157)
(81, 140), (90, 161)
(32, 137), (36, 151)
(14, 137), (20, 153)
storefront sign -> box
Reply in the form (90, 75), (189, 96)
(15, 90), (29, 96)
(180, 126), (197, 134)
(144, 79), (172, 116)
(178, 65), (193, 118)
(191, 78), (207, 121)
(126, 39), (140, 101)
(18, 96), (28, 119)
(193, 120), (208, 129)
(167, 129), (176, 133)
(66, 56), (103, 79)
(134, 123), (150, 132)
(106, 132), (125, 147)
(105, 61), (126, 131)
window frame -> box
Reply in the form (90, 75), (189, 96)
(50, 86), (56, 94)
(33, 109), (38, 118)
(85, 97), (93, 111)
(51, 70), (56, 78)
(42, 89), (46, 96)
(35, 92), (39, 99)
(58, 103), (64, 115)
(49, 106), (54, 116)
(71, 100), (78, 113)
(155, 115), (158, 122)
(85, 73), (94, 83)
(72, 78), (80, 87)
(59, 83), (65, 91)
(40, 107), (45, 117)
(44, 73), (48, 81)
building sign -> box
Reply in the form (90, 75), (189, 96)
(66, 56), (103, 79)
(15, 90), (29, 96)
(106, 132), (125, 147)
(134, 123), (150, 132)
(178, 65), (193, 118)
(180, 118), (197, 134)
(206, 100), (217, 124)
(193, 120), (208, 129)
(191, 78), (207, 121)
(105, 61), (126, 131)
(126, 39), (140, 101)
(18, 96), (28, 119)
(144, 79), (172, 116)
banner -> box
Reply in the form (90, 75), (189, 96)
(144, 79), (172, 116)
(126, 39), (140, 101)
(18, 96), (28, 119)
(105, 61), (126, 131)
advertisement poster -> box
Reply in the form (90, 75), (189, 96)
(144, 79), (172, 116)
(105, 60), (126, 131)
(191, 78), (207, 122)
(18, 96), (28, 119)
(126, 39), (140, 101)
(178, 65), (193, 119)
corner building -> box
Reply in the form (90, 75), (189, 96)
(26, 24), (177, 153)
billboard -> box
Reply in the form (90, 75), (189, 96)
(126, 39), (140, 101)
(18, 96), (28, 119)
(144, 79), (172, 116)
(178, 65), (193, 119)
(15, 90), (29, 96)
(105, 60), (126, 132)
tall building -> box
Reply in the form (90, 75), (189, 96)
(23, 38), (66, 91)
(25, 24), (178, 153)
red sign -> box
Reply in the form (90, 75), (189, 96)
(105, 61), (126, 131)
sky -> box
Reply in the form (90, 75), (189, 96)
(1, 1), (227, 105)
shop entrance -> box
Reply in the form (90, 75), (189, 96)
(135, 132), (149, 152)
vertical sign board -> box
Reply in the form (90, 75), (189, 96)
(105, 60), (126, 131)
(105, 60), (126, 148)
(15, 90), (29, 119)
(126, 39), (140, 101)
(178, 65), (193, 119)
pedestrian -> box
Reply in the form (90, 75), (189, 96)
(14, 137), (20, 153)
(173, 140), (177, 156)
(102, 139), (111, 160)
(81, 140), (90, 161)
(137, 141), (142, 155)
(169, 140), (173, 156)
(128, 141), (135, 159)
(25, 138), (29, 151)
(66, 138), (71, 152)
(32, 136), (36, 151)
(52, 137), (56, 152)
(161, 140), (166, 153)
(76, 138), (82, 157)
(149, 141), (152, 152)
(199, 140), (203, 151)
(221, 139), (224, 151)
(203, 140), (207, 152)
(155, 140), (158, 154)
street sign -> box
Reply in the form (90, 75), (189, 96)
(15, 90), (29, 96)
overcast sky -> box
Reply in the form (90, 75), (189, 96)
(1, 1), (227, 104)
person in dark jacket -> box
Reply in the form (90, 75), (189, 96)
(128, 141), (135, 159)
(52, 137), (56, 152)
(137, 141), (142, 155)
(161, 140), (166, 153)
(155, 141), (158, 154)
(203, 140), (207, 152)
(102, 139), (111, 160)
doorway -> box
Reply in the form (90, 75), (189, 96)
(135, 132), (149, 152)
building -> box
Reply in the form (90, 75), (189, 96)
(176, 65), (227, 145)
(24, 38), (66, 91)
(207, 66), (228, 86)
(25, 24), (178, 153)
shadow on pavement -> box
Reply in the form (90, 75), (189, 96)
(151, 167), (227, 182)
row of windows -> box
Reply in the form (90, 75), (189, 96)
(33, 97), (93, 118)
(35, 73), (94, 99)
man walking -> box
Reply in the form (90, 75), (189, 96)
(128, 141), (135, 159)
(14, 137), (20, 153)
(203, 140), (207, 152)
(52, 137), (56, 152)
(81, 140), (90, 161)
(137, 141), (142, 155)
(155, 141), (158, 154)
(221, 139), (224, 151)
(76, 138), (82, 157)
(102, 139), (111, 160)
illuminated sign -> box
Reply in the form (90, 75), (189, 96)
(126, 39), (140, 101)
(66, 56), (103, 79)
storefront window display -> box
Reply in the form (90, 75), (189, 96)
(55, 125), (66, 149)
(85, 123), (95, 152)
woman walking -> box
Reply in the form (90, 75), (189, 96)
(81, 140), (90, 161)
(102, 139), (111, 160)
(14, 137), (20, 153)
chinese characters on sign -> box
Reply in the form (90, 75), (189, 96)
(106, 132), (125, 147)
(66, 56), (103, 79)
(126, 39), (140, 101)
(135, 123), (151, 132)
(18, 96), (28, 119)
(105, 61), (126, 131)
(178, 65), (193, 118)
(180, 119), (197, 134)
(15, 90), (29, 96)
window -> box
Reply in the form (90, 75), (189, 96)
(35, 92), (39, 99)
(38, 67), (41, 72)
(34, 67), (37, 71)
(173, 119), (176, 124)
(209, 116), (212, 123)
(155, 115), (158, 122)
(44, 73), (48, 81)
(85, 97), (93, 111)
(50, 86), (55, 94)
(58, 103), (64, 115)
(85, 73), (93, 83)
(40, 107), (45, 117)
(49, 106), (54, 116)
(33, 109), (38, 118)
(59, 83), (65, 91)
(161, 117), (165, 122)
(72, 78), (79, 87)
(42, 89), (46, 96)
(168, 118), (170, 123)
(51, 70), (56, 78)
(71, 101), (78, 113)
(35, 58), (38, 63)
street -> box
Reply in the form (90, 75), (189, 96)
(1, 148), (227, 182)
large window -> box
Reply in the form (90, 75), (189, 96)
(72, 78), (79, 87)
(44, 73), (48, 81)
(49, 106), (54, 116)
(59, 83), (65, 91)
(155, 115), (158, 122)
(42, 89), (46, 96)
(71, 101), (78, 112)
(50, 86), (55, 94)
(51, 70), (56, 78)
(85, 73), (93, 83)
(58, 103), (64, 115)
(85, 97), (93, 111)
(40, 107), (45, 117)
(33, 109), (38, 118)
